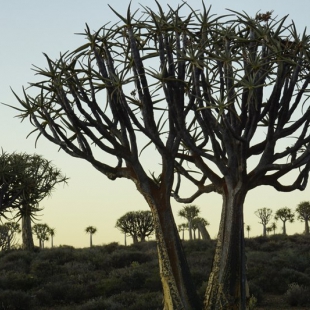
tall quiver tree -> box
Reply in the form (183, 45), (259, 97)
(169, 9), (310, 309)
(275, 207), (295, 235)
(0, 152), (67, 250)
(10, 2), (310, 309)
(178, 205), (200, 240)
(85, 226), (97, 247)
(255, 208), (273, 237)
(296, 201), (310, 234)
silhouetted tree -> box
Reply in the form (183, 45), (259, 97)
(192, 217), (210, 240)
(0, 222), (20, 250)
(49, 228), (55, 248)
(270, 222), (277, 235)
(33, 223), (50, 248)
(85, 226), (97, 247)
(0, 152), (67, 250)
(178, 205), (200, 240)
(178, 223), (188, 241)
(275, 207), (295, 235)
(11, 2), (310, 308)
(245, 225), (251, 238)
(116, 211), (154, 243)
(255, 208), (273, 237)
(296, 201), (310, 234)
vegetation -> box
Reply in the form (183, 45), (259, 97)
(296, 201), (310, 234)
(275, 207), (295, 235)
(116, 211), (154, 244)
(10, 2), (310, 308)
(0, 236), (308, 309)
(178, 205), (200, 240)
(0, 152), (67, 250)
(32, 223), (51, 249)
(85, 226), (97, 247)
(0, 222), (20, 250)
(255, 208), (273, 237)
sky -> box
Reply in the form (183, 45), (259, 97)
(1, 0), (310, 248)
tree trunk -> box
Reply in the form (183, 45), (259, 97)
(90, 233), (93, 247)
(198, 222), (211, 240)
(263, 225), (267, 237)
(282, 221), (286, 235)
(21, 207), (34, 251)
(204, 186), (248, 310)
(304, 220), (309, 235)
(188, 219), (193, 240)
(132, 234), (138, 244)
(141, 187), (200, 310)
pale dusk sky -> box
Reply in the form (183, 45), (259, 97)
(1, 0), (310, 248)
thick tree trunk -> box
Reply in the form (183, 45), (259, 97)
(188, 219), (193, 240)
(198, 222), (211, 240)
(305, 220), (309, 235)
(204, 186), (248, 310)
(142, 189), (200, 310)
(263, 225), (267, 237)
(21, 209), (34, 251)
(282, 221), (286, 235)
(90, 234), (93, 247)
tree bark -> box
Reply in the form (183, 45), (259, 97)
(198, 222), (211, 240)
(141, 186), (201, 310)
(21, 206), (34, 251)
(263, 225), (267, 237)
(204, 186), (248, 310)
(282, 221), (286, 235)
(305, 220), (309, 235)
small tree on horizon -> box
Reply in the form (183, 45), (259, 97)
(178, 205), (200, 241)
(85, 226), (97, 247)
(270, 222), (277, 235)
(275, 207), (295, 235)
(245, 225), (251, 238)
(296, 201), (310, 234)
(49, 228), (55, 248)
(33, 223), (50, 248)
(255, 208), (273, 237)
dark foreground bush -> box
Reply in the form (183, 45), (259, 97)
(0, 289), (32, 310)
(284, 283), (310, 307)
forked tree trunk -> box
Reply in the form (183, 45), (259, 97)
(21, 207), (34, 251)
(141, 187), (200, 310)
(204, 186), (248, 310)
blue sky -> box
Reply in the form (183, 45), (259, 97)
(1, 0), (310, 247)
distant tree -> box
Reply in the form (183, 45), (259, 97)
(0, 222), (21, 251)
(33, 223), (50, 248)
(266, 227), (273, 235)
(178, 223), (188, 241)
(85, 226), (97, 247)
(192, 217), (210, 240)
(0, 152), (67, 250)
(245, 225), (251, 238)
(296, 201), (310, 234)
(275, 207), (295, 235)
(49, 228), (55, 248)
(270, 222), (277, 235)
(255, 208), (273, 237)
(116, 211), (154, 244)
(178, 205), (200, 240)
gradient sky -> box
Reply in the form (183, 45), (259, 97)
(1, 0), (310, 248)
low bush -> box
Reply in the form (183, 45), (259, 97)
(284, 282), (310, 306)
(0, 289), (32, 310)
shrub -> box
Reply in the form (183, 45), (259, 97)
(0, 289), (32, 310)
(284, 283), (310, 306)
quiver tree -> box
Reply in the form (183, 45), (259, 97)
(275, 207), (295, 235)
(0, 222), (20, 251)
(178, 205), (200, 240)
(296, 201), (310, 234)
(33, 223), (50, 248)
(0, 152), (67, 250)
(9, 2), (310, 309)
(192, 217), (210, 240)
(116, 210), (154, 244)
(255, 208), (273, 237)
(85, 226), (97, 247)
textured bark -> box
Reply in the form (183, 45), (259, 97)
(21, 208), (34, 251)
(141, 186), (200, 310)
(198, 222), (211, 241)
(204, 186), (248, 310)
(305, 221), (309, 235)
